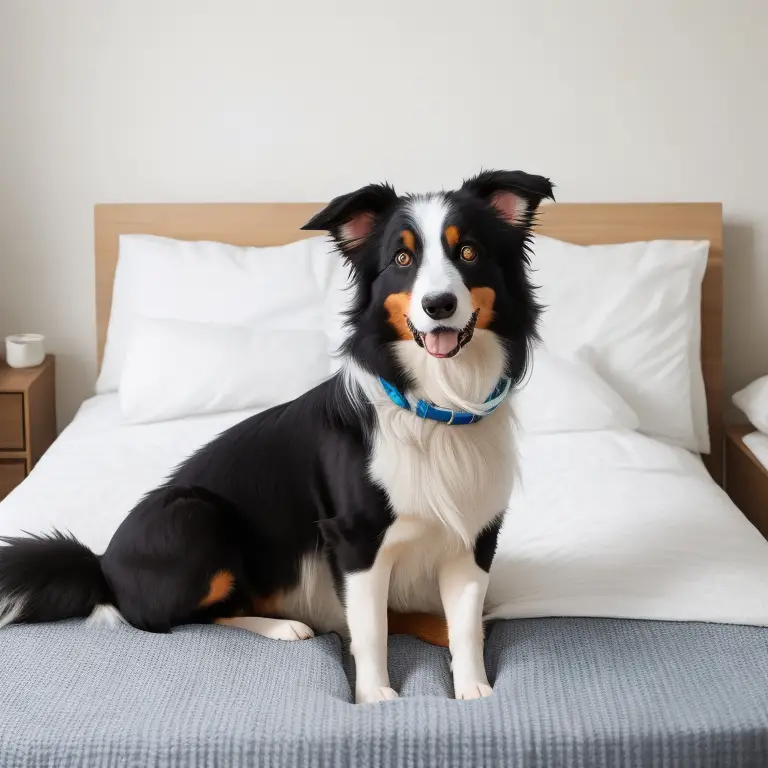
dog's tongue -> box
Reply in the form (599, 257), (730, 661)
(424, 331), (459, 357)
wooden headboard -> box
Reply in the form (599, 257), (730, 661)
(94, 202), (723, 482)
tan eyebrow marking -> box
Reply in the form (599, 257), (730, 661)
(444, 225), (460, 248)
(400, 230), (416, 252)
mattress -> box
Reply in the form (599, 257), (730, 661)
(2, 396), (768, 766)
(4, 394), (768, 627)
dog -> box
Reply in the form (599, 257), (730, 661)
(0, 170), (552, 703)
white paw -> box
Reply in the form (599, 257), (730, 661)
(356, 686), (399, 704)
(455, 682), (493, 700)
(268, 620), (315, 641)
(217, 616), (314, 640)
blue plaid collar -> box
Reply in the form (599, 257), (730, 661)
(377, 377), (512, 425)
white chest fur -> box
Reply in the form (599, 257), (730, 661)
(369, 401), (515, 612)
(369, 401), (515, 544)
(346, 332), (517, 612)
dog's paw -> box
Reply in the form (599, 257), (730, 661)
(455, 682), (493, 700)
(218, 616), (315, 640)
(269, 620), (315, 641)
(356, 686), (399, 704)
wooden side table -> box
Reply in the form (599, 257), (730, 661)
(0, 356), (57, 500)
(725, 424), (768, 540)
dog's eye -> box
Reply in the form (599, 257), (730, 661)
(460, 245), (477, 262)
(395, 251), (413, 267)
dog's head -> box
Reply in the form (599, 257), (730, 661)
(303, 170), (553, 397)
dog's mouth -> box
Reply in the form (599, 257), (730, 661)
(405, 310), (480, 359)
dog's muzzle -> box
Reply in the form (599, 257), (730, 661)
(405, 310), (480, 358)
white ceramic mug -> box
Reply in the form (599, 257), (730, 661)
(5, 334), (46, 368)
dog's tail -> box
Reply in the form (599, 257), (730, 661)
(0, 530), (114, 628)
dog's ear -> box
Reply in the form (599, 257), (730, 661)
(461, 170), (554, 228)
(301, 183), (398, 255)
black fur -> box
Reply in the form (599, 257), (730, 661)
(473, 515), (504, 573)
(0, 170), (552, 632)
(101, 376), (382, 631)
(0, 531), (109, 622)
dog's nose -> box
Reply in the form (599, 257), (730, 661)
(422, 292), (457, 320)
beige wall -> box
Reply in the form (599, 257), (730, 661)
(1, 0), (766, 428)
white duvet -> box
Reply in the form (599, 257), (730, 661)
(2, 395), (768, 627)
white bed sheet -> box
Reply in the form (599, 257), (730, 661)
(2, 395), (768, 628)
(489, 427), (768, 625)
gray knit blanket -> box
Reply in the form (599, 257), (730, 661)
(1, 617), (767, 767)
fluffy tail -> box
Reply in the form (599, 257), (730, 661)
(0, 531), (111, 628)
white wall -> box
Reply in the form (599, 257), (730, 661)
(1, 0), (766, 428)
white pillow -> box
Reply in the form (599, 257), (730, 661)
(733, 376), (768, 434)
(530, 235), (710, 453)
(513, 348), (640, 434)
(119, 317), (331, 424)
(97, 234), (343, 394)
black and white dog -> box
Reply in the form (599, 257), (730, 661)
(0, 170), (552, 703)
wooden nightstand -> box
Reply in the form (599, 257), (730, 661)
(0, 356), (57, 500)
(725, 424), (768, 540)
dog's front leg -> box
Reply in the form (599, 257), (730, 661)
(318, 513), (396, 704)
(438, 550), (493, 700)
(345, 556), (397, 703)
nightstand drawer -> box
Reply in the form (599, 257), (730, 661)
(0, 394), (25, 450)
(0, 459), (26, 500)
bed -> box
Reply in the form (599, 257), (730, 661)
(2, 201), (768, 767)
